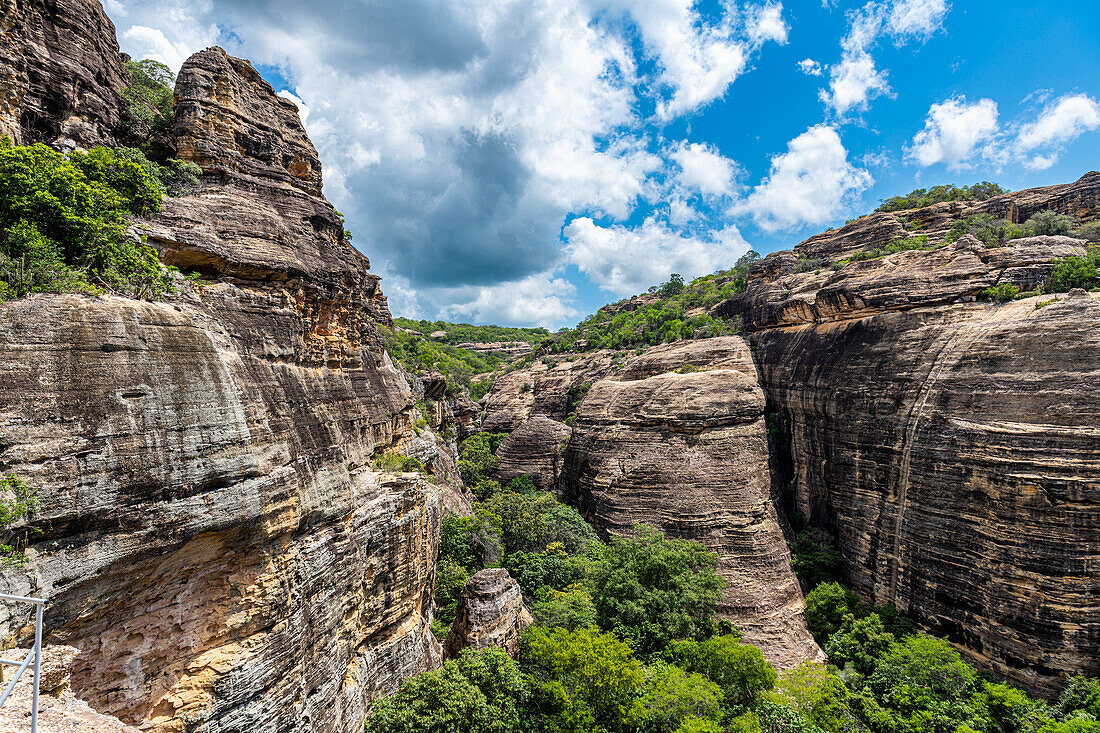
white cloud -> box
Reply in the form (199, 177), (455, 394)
(668, 141), (738, 197)
(740, 124), (873, 232)
(798, 58), (823, 76)
(820, 3), (890, 117)
(276, 90), (310, 125)
(1016, 93), (1100, 154)
(564, 217), (748, 296)
(121, 25), (194, 72)
(746, 3), (789, 47)
(887, 0), (949, 41)
(906, 97), (999, 170)
(436, 272), (580, 328)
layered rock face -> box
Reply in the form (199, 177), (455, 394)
(0, 31), (443, 733)
(495, 415), (571, 491)
(443, 569), (533, 659)
(559, 338), (821, 668)
(0, 0), (127, 147)
(720, 184), (1100, 695)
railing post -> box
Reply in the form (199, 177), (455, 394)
(31, 603), (41, 733)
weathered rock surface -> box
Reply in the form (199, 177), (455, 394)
(495, 416), (572, 491)
(560, 338), (822, 668)
(717, 179), (1100, 695)
(482, 350), (622, 433)
(443, 569), (533, 659)
(0, 26), (443, 733)
(0, 645), (141, 732)
(0, 0), (127, 148)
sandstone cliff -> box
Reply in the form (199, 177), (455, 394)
(0, 8), (445, 731)
(559, 338), (822, 668)
(719, 181), (1100, 695)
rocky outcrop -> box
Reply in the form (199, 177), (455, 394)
(495, 416), (571, 491)
(0, 645), (140, 732)
(718, 182), (1100, 695)
(443, 569), (533, 659)
(482, 350), (622, 433)
(0, 0), (127, 148)
(0, 33), (442, 733)
(560, 338), (821, 668)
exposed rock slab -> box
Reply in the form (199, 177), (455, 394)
(560, 338), (821, 668)
(482, 350), (621, 433)
(495, 416), (571, 491)
(443, 569), (533, 659)
(0, 0), (127, 148)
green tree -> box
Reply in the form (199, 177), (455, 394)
(1049, 250), (1100, 291)
(439, 509), (503, 572)
(1028, 210), (1076, 236)
(586, 525), (726, 657)
(120, 59), (176, 149)
(532, 583), (599, 631)
(666, 634), (777, 714)
(434, 557), (471, 626)
(0, 141), (171, 300)
(0, 474), (38, 566)
(524, 626), (648, 733)
(823, 613), (894, 678)
(639, 661), (724, 733)
(771, 663), (859, 733)
(1057, 677), (1100, 721)
(803, 583), (866, 644)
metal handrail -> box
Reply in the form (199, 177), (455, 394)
(0, 593), (45, 733)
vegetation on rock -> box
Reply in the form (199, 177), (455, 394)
(875, 182), (1007, 212)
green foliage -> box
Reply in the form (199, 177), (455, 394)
(365, 648), (527, 733)
(667, 634), (777, 714)
(507, 542), (593, 599)
(458, 432), (507, 486)
(0, 141), (172, 301)
(803, 583), (865, 644)
(788, 531), (843, 590)
(1057, 678), (1100, 720)
(1028, 210), (1076, 236)
(382, 326), (508, 398)
(394, 317), (549, 347)
(876, 182), (1007, 212)
(823, 613), (895, 678)
(771, 663), (859, 733)
(532, 583), (599, 631)
(371, 453), (427, 474)
(120, 59), (175, 150)
(1049, 248), (1100, 292)
(834, 235), (939, 268)
(434, 557), (471, 626)
(544, 253), (756, 353)
(439, 509), (503, 572)
(0, 474), (38, 566)
(587, 525), (726, 657)
(675, 718), (724, 733)
(981, 283), (1021, 302)
(1074, 221), (1100, 243)
(524, 626), (648, 733)
(639, 661), (724, 732)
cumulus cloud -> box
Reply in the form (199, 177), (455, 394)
(798, 58), (823, 76)
(887, 0), (949, 41)
(906, 96), (999, 170)
(275, 90), (310, 125)
(436, 272), (581, 328)
(106, 0), (792, 325)
(819, 3), (890, 117)
(564, 217), (748, 296)
(739, 124), (873, 232)
(668, 141), (738, 197)
(1015, 93), (1100, 167)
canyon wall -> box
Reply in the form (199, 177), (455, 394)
(0, 5), (445, 731)
(719, 180), (1100, 695)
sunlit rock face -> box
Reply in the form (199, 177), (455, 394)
(718, 180), (1100, 696)
(0, 11), (443, 731)
(444, 568), (533, 660)
(560, 338), (824, 669)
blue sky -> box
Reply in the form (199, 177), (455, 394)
(108, 0), (1099, 327)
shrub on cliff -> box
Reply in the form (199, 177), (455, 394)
(1049, 248), (1100, 291)
(1028, 210), (1076, 236)
(875, 182), (1006, 212)
(120, 59), (176, 154)
(0, 141), (172, 301)
(0, 473), (38, 566)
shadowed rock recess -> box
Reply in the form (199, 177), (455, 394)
(0, 5), (444, 732)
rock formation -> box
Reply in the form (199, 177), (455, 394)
(719, 181), (1100, 695)
(495, 415), (572, 491)
(559, 338), (822, 668)
(0, 13), (444, 732)
(443, 569), (533, 659)
(0, 0), (128, 148)
(481, 350), (621, 433)
(0, 645), (140, 732)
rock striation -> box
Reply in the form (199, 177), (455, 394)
(0, 0), (128, 148)
(443, 569), (533, 660)
(0, 20), (443, 733)
(718, 182), (1100, 695)
(559, 338), (822, 668)
(494, 415), (572, 491)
